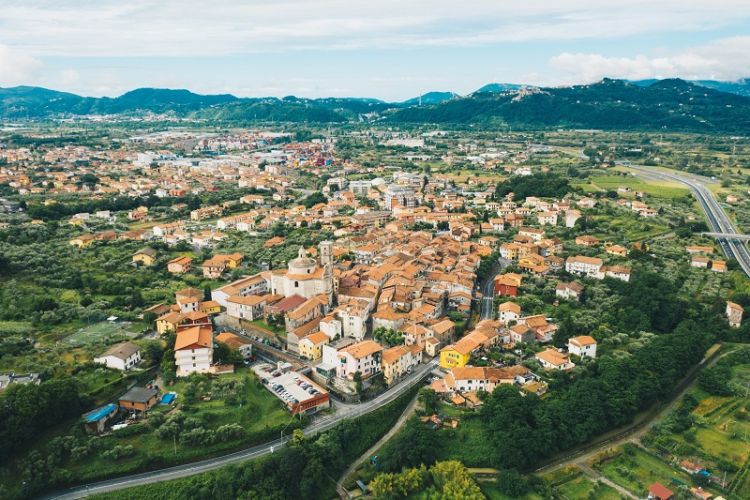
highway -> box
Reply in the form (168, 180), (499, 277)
(47, 359), (438, 499)
(629, 165), (750, 278)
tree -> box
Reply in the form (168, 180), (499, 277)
(353, 371), (363, 394)
(418, 388), (440, 414)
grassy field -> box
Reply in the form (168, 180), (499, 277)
(582, 173), (689, 199)
(64, 320), (145, 347)
(593, 445), (693, 496)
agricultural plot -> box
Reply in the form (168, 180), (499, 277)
(64, 321), (143, 347)
(586, 173), (689, 199)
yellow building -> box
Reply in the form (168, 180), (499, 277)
(69, 234), (95, 248)
(199, 300), (222, 316)
(156, 312), (184, 335)
(132, 248), (157, 266)
(439, 347), (471, 369)
(298, 331), (330, 360)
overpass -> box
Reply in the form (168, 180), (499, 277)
(702, 232), (750, 241)
(629, 165), (750, 278)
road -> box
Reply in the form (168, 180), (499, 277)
(47, 359), (438, 499)
(629, 165), (750, 278)
(480, 257), (511, 319)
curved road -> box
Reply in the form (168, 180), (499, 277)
(629, 165), (750, 278)
(47, 359), (438, 499)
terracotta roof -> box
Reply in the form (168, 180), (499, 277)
(301, 331), (330, 345)
(340, 340), (383, 359)
(175, 326), (213, 351)
(569, 335), (596, 347)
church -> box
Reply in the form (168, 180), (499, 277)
(269, 241), (334, 301)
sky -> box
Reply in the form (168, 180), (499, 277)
(0, 0), (749, 101)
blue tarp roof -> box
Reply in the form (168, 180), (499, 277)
(85, 403), (117, 423)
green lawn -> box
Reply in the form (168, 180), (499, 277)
(556, 474), (623, 499)
(64, 320), (145, 347)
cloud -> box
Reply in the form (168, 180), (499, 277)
(550, 36), (750, 83)
(0, 0), (748, 57)
(0, 44), (42, 86)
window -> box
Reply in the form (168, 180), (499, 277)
(295, 281), (299, 287)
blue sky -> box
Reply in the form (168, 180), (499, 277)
(1, 1), (749, 100)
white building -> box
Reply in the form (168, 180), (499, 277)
(174, 326), (213, 377)
(535, 349), (575, 371)
(334, 340), (383, 380)
(565, 255), (603, 278)
(335, 300), (371, 340)
(212, 274), (269, 308)
(498, 301), (521, 324)
(94, 342), (141, 371)
(269, 244), (334, 300)
(568, 336), (597, 358)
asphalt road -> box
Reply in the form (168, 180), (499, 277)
(46, 359), (438, 499)
(480, 257), (511, 319)
(629, 165), (750, 278)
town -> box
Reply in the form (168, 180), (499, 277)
(1, 123), (749, 500)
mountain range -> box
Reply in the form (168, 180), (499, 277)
(2, 78), (750, 133)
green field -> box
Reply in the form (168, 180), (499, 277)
(582, 173), (689, 199)
(64, 321), (145, 347)
(594, 445), (693, 496)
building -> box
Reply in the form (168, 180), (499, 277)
(494, 273), (523, 297)
(727, 301), (744, 328)
(94, 342), (142, 371)
(568, 336), (597, 358)
(381, 344), (422, 385)
(174, 325), (213, 377)
(442, 365), (529, 394)
(334, 339), (384, 380)
(118, 386), (159, 414)
(648, 483), (674, 500)
(556, 282), (583, 301)
(226, 294), (268, 321)
(565, 255), (603, 278)
(535, 349), (575, 370)
(176, 288), (203, 313)
(269, 244), (334, 301)
(384, 185), (417, 209)
(167, 256), (192, 274)
(132, 248), (157, 266)
(498, 301), (521, 324)
(299, 331), (330, 360)
(202, 257), (227, 278)
(215, 332), (253, 360)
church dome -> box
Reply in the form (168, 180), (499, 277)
(288, 247), (317, 274)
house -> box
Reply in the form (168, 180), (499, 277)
(439, 326), (500, 369)
(174, 325), (213, 377)
(535, 349), (575, 370)
(299, 331), (330, 360)
(494, 273), (523, 297)
(82, 403), (119, 435)
(167, 256), (192, 274)
(565, 255), (603, 278)
(691, 255), (710, 269)
(382, 344), (422, 385)
(648, 482), (674, 500)
(498, 301), (521, 324)
(711, 260), (727, 273)
(727, 301), (743, 328)
(605, 244), (628, 257)
(69, 234), (95, 248)
(176, 288), (203, 312)
(226, 294), (268, 321)
(334, 339), (384, 380)
(213, 252), (244, 268)
(442, 365), (529, 394)
(429, 319), (456, 343)
(94, 342), (142, 371)
(215, 332), (253, 360)
(556, 282), (583, 301)
(510, 324), (535, 345)
(602, 265), (631, 282)
(118, 386), (159, 414)
(132, 248), (157, 266)
(202, 257), (227, 278)
(575, 235), (599, 247)
(568, 336), (597, 358)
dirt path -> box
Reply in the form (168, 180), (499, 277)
(335, 394), (420, 498)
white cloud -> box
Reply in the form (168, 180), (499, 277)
(0, 44), (42, 86)
(550, 36), (750, 83)
(0, 0), (748, 57)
